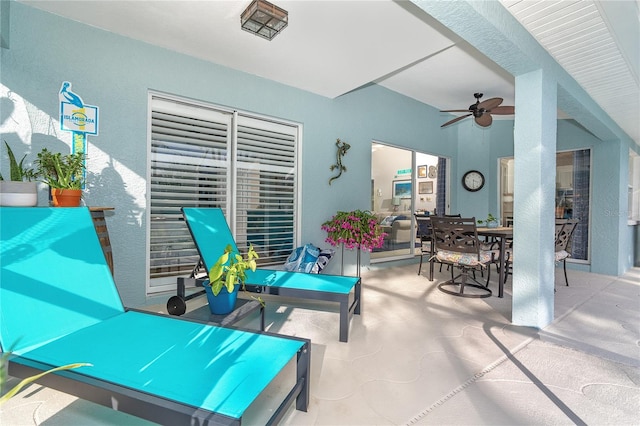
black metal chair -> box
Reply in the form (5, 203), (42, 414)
(431, 216), (493, 298)
(416, 214), (465, 280)
(436, 214), (462, 274)
(415, 214), (432, 276)
(555, 219), (579, 286)
(503, 218), (579, 286)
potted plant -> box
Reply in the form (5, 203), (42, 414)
(477, 213), (499, 228)
(35, 148), (86, 207)
(321, 209), (386, 252)
(321, 209), (386, 276)
(0, 141), (39, 206)
(206, 243), (259, 315)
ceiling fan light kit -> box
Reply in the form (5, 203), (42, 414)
(241, 0), (289, 40)
(440, 92), (514, 128)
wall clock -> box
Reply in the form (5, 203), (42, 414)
(462, 170), (485, 192)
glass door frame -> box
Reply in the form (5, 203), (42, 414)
(498, 148), (592, 264)
(370, 141), (448, 263)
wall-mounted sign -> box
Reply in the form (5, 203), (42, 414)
(397, 168), (411, 175)
(60, 103), (98, 135)
(58, 81), (99, 186)
(59, 81), (99, 139)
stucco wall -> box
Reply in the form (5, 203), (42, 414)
(1, 3), (632, 307)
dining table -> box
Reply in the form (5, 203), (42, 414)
(476, 226), (513, 298)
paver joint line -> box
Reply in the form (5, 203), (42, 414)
(404, 336), (536, 425)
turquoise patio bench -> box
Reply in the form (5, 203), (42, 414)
(0, 207), (310, 425)
(180, 207), (362, 342)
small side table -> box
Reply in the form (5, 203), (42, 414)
(182, 298), (265, 331)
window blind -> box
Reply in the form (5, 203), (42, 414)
(148, 95), (298, 292)
(235, 116), (297, 265)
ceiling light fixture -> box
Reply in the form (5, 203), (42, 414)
(241, 0), (288, 41)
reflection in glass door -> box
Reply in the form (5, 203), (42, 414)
(371, 142), (443, 262)
(499, 149), (591, 262)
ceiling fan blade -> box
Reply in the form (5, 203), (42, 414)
(477, 97), (503, 110)
(475, 113), (493, 127)
(488, 105), (515, 115)
(441, 114), (472, 128)
(440, 109), (472, 113)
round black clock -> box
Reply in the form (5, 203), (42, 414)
(462, 170), (485, 192)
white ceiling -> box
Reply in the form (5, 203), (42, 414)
(21, 0), (639, 143)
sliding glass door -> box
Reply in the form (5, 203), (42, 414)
(371, 142), (446, 262)
(499, 149), (591, 262)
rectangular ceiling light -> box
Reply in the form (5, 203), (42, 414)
(241, 0), (288, 40)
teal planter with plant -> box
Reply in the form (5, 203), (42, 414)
(206, 244), (259, 315)
(204, 283), (239, 315)
(0, 141), (38, 206)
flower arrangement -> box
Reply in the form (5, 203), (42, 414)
(321, 209), (386, 252)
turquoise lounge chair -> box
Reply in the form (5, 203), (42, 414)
(0, 207), (309, 425)
(180, 208), (362, 342)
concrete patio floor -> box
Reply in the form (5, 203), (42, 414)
(1, 265), (638, 425)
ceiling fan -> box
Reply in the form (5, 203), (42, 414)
(440, 93), (514, 128)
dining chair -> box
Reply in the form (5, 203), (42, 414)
(503, 218), (579, 287)
(436, 214), (462, 274)
(430, 216), (493, 298)
(415, 214), (432, 276)
(555, 219), (579, 286)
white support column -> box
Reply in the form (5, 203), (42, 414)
(512, 69), (557, 328)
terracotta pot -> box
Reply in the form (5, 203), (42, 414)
(51, 188), (82, 207)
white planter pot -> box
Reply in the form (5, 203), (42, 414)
(0, 181), (38, 206)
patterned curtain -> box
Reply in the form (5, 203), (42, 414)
(571, 149), (590, 260)
(436, 157), (447, 215)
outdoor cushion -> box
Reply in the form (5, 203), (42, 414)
(284, 243), (320, 273)
(555, 249), (570, 262)
(436, 249), (493, 267)
(311, 248), (335, 273)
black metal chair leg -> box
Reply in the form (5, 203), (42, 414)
(485, 264), (491, 287)
(418, 254), (423, 275)
(504, 260), (510, 285)
(563, 260), (569, 286)
(459, 272), (467, 294)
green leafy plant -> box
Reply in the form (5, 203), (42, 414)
(208, 244), (259, 296)
(35, 148), (86, 189)
(0, 141), (38, 182)
(1, 343), (90, 405)
(477, 213), (499, 225)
